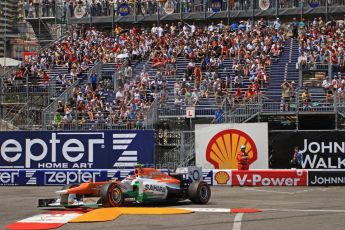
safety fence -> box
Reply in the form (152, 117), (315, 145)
(64, 0), (343, 19)
(41, 81), (79, 130)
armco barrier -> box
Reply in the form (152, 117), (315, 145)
(0, 169), (212, 186)
(1, 169), (344, 186)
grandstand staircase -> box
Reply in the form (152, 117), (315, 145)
(265, 38), (300, 102)
(261, 39), (299, 114)
(27, 18), (56, 46)
(25, 4), (67, 47)
(159, 57), (233, 119)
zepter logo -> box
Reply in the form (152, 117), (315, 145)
(206, 129), (258, 169)
(214, 171), (230, 185)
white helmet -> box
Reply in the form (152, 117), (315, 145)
(240, 145), (246, 149)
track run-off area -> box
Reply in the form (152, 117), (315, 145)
(1, 186), (345, 230)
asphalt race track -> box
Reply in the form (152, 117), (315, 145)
(1, 186), (345, 230)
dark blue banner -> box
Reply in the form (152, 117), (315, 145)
(211, 0), (222, 12)
(118, 3), (130, 16)
(0, 130), (154, 169)
(0, 169), (129, 186)
(0, 169), (170, 186)
(308, 2), (320, 8)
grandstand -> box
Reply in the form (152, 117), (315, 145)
(1, 0), (345, 166)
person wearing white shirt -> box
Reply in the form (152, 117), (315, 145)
(273, 18), (281, 30)
(217, 20), (224, 31)
(208, 22), (215, 32)
(151, 24), (158, 34)
(190, 23), (196, 34)
(157, 26), (163, 37)
(322, 76), (332, 92)
(183, 24), (190, 36)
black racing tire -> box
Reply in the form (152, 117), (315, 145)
(100, 183), (124, 207)
(188, 181), (211, 204)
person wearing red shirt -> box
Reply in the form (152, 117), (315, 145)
(237, 145), (249, 170)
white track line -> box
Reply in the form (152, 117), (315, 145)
(245, 188), (295, 194)
(232, 213), (244, 230)
(262, 208), (345, 213)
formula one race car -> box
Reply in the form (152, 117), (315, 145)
(38, 165), (211, 208)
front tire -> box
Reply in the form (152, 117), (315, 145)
(100, 183), (124, 207)
(188, 181), (211, 204)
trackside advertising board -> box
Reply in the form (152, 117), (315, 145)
(1, 169), (345, 186)
(0, 130), (154, 169)
(0, 169), (132, 186)
(269, 131), (345, 169)
(195, 123), (269, 169)
(212, 170), (308, 186)
(308, 170), (345, 186)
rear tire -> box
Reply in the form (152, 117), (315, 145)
(188, 181), (211, 204)
(100, 183), (124, 207)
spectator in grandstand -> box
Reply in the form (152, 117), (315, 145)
(290, 17), (299, 39)
(53, 112), (62, 129)
(281, 79), (293, 111)
(301, 87), (312, 110)
(273, 18), (281, 30)
(214, 107), (224, 124)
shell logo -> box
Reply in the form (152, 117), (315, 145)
(214, 171), (230, 184)
(206, 129), (258, 169)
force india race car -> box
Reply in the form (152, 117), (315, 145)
(38, 166), (211, 208)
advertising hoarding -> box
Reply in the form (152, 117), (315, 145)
(0, 130), (154, 170)
(195, 123), (269, 169)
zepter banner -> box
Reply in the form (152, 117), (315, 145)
(195, 123), (268, 169)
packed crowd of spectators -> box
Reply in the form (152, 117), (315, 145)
(293, 16), (345, 104)
(45, 17), (286, 129)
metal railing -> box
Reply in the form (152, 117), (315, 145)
(145, 99), (158, 129)
(0, 119), (19, 131)
(158, 105), (217, 118)
(66, 0), (345, 19)
(159, 131), (195, 169)
(41, 81), (79, 130)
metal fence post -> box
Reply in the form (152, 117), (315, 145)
(328, 60), (332, 78)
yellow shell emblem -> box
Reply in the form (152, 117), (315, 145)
(206, 129), (258, 169)
(214, 171), (230, 184)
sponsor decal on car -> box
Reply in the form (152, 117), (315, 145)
(144, 184), (166, 193)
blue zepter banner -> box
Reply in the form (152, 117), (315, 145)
(0, 130), (154, 169)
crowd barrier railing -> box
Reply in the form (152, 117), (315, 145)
(61, 0), (345, 19)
